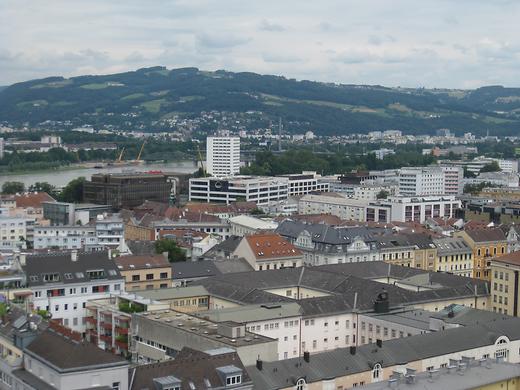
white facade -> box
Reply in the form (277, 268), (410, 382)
(95, 215), (126, 252)
(298, 194), (368, 222)
(440, 166), (464, 195)
(388, 196), (461, 223)
(34, 226), (98, 250)
(206, 136), (241, 177)
(189, 176), (289, 205)
(279, 172), (330, 197)
(0, 216), (33, 250)
(229, 215), (278, 236)
(398, 167), (445, 196)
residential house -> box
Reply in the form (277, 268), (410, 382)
(114, 254), (171, 290)
(433, 237), (473, 277)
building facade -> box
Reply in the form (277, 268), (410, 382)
(206, 136), (241, 177)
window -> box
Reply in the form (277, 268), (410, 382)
(226, 375), (242, 385)
(146, 273), (154, 280)
(132, 275), (140, 281)
(296, 378), (306, 390)
(112, 382), (121, 390)
(160, 272), (168, 279)
(372, 363), (383, 381)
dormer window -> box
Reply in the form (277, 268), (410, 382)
(226, 375), (241, 385)
(86, 269), (106, 280)
(296, 378), (306, 390)
(42, 273), (60, 282)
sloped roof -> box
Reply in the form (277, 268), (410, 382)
(244, 233), (302, 260)
(465, 228), (507, 243)
(15, 192), (55, 208)
(493, 250), (520, 266)
(114, 254), (169, 271)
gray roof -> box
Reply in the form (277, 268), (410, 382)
(433, 237), (472, 256)
(432, 303), (510, 326)
(362, 360), (520, 390)
(197, 302), (302, 323)
(25, 329), (128, 373)
(365, 309), (432, 331)
(172, 260), (221, 280)
(23, 251), (122, 287)
(204, 235), (242, 258)
(212, 257), (254, 274)
(136, 285), (209, 300)
(194, 262), (490, 317)
(247, 317), (520, 389)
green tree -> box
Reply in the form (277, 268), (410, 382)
(376, 190), (390, 199)
(58, 177), (85, 202)
(480, 161), (501, 173)
(463, 166), (476, 178)
(28, 182), (58, 198)
(155, 239), (187, 262)
(1, 181), (25, 194)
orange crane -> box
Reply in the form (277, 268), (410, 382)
(136, 141), (146, 162)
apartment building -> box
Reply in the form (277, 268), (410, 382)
(455, 228), (508, 280)
(276, 220), (381, 266)
(114, 254), (172, 290)
(399, 167), (445, 196)
(379, 233), (437, 271)
(23, 251), (125, 333)
(490, 251), (520, 316)
(136, 285), (211, 313)
(33, 225), (98, 250)
(0, 216), (34, 250)
(298, 194), (368, 221)
(11, 328), (129, 390)
(233, 233), (304, 270)
(206, 136), (240, 177)
(189, 176), (289, 205)
(433, 237), (473, 277)
(229, 215), (278, 236)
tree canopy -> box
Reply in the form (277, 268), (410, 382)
(155, 239), (187, 263)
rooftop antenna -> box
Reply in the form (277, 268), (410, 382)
(278, 117), (282, 152)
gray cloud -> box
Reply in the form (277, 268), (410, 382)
(0, 0), (520, 88)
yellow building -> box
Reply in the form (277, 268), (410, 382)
(491, 251), (520, 316)
(433, 237), (473, 277)
(136, 285), (211, 313)
(455, 228), (507, 280)
(114, 254), (172, 290)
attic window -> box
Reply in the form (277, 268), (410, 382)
(226, 375), (242, 386)
(64, 273), (73, 280)
(29, 275), (38, 282)
(86, 269), (106, 280)
(189, 381), (196, 390)
(42, 273), (60, 282)
(108, 269), (118, 276)
(75, 272), (85, 278)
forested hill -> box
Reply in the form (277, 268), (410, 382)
(1, 66), (520, 135)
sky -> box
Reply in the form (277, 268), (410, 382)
(1, 0), (520, 88)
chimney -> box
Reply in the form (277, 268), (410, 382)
(256, 358), (263, 371)
(108, 248), (112, 259)
(350, 346), (356, 355)
(162, 251), (169, 260)
(71, 250), (78, 262)
(376, 339), (383, 348)
(303, 351), (310, 363)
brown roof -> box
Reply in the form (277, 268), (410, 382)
(26, 329), (127, 371)
(114, 254), (170, 271)
(14, 192), (55, 208)
(130, 348), (251, 390)
(494, 251), (520, 266)
(275, 213), (345, 225)
(245, 233), (302, 260)
(184, 201), (257, 214)
(464, 228), (507, 243)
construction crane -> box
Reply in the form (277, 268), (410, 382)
(116, 147), (125, 163)
(136, 141), (146, 162)
(196, 144), (206, 177)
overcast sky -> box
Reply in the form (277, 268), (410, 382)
(1, 0), (519, 88)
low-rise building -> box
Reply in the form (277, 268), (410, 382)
(114, 253), (172, 290)
(232, 233), (304, 271)
(298, 194), (368, 222)
(433, 237), (473, 277)
(135, 285), (211, 313)
(229, 215), (278, 237)
(12, 327), (129, 390)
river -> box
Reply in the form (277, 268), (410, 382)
(0, 161), (198, 188)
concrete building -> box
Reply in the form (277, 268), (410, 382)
(399, 167), (445, 196)
(11, 328), (129, 390)
(114, 254), (172, 290)
(131, 309), (278, 366)
(0, 216), (34, 251)
(23, 251), (125, 333)
(229, 215), (278, 237)
(232, 233), (304, 271)
(206, 136), (241, 177)
(372, 196), (461, 224)
(433, 237), (473, 277)
(298, 194), (368, 222)
(277, 172), (329, 196)
(42, 201), (111, 226)
(189, 176), (289, 205)
(136, 285), (211, 313)
(33, 225), (98, 250)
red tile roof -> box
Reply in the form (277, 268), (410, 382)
(15, 192), (55, 208)
(464, 228), (507, 243)
(244, 233), (302, 260)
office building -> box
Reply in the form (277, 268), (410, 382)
(42, 201), (111, 226)
(84, 173), (173, 209)
(206, 136), (240, 177)
(189, 176), (289, 205)
(298, 194), (368, 222)
(277, 172), (329, 196)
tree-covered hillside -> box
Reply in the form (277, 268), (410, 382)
(1, 66), (520, 135)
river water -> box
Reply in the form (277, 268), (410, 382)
(0, 161), (198, 188)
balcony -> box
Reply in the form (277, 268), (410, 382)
(101, 321), (113, 330)
(115, 326), (129, 335)
(99, 334), (112, 344)
(115, 339), (128, 350)
(85, 316), (97, 325)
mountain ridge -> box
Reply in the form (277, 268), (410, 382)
(1, 66), (520, 136)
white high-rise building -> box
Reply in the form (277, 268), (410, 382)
(206, 136), (240, 177)
(398, 166), (463, 196)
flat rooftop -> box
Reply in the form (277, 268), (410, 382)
(136, 286), (210, 300)
(137, 309), (275, 347)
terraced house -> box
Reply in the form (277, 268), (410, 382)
(455, 228), (508, 280)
